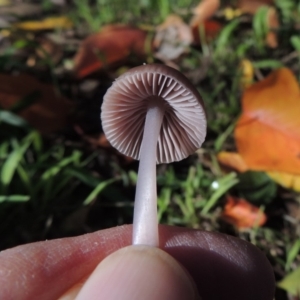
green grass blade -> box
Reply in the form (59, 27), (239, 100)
(1, 139), (31, 186)
(0, 110), (29, 128)
(83, 178), (117, 205)
(202, 173), (239, 214)
(0, 195), (30, 202)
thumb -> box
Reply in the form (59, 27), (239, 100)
(75, 245), (200, 300)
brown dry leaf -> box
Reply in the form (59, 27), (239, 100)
(237, 0), (273, 15)
(190, 0), (222, 45)
(154, 15), (193, 61)
(13, 16), (73, 31)
(0, 73), (73, 133)
(73, 25), (151, 78)
(222, 195), (267, 229)
(191, 20), (223, 46)
(266, 6), (279, 48)
(190, 0), (220, 27)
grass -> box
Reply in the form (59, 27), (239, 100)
(71, 0), (199, 32)
(0, 0), (300, 298)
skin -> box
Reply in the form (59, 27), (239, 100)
(0, 225), (275, 300)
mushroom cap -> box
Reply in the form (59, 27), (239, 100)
(101, 64), (206, 164)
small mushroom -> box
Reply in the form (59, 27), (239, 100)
(101, 64), (206, 247)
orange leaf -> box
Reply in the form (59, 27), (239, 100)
(73, 25), (151, 78)
(235, 68), (300, 174)
(0, 73), (73, 133)
(222, 196), (267, 229)
(217, 153), (300, 192)
(217, 151), (249, 172)
(190, 0), (220, 26)
(190, 0), (222, 45)
(267, 171), (300, 192)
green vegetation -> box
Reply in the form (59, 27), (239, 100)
(1, 0), (300, 298)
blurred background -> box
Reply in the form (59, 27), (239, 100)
(0, 0), (300, 298)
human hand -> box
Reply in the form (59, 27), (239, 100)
(0, 225), (275, 300)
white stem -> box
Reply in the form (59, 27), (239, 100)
(132, 101), (165, 247)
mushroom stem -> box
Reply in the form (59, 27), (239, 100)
(132, 100), (165, 247)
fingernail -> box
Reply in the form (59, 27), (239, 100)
(75, 245), (200, 300)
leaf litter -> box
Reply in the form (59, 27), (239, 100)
(0, 1), (300, 298)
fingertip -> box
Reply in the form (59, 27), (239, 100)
(75, 245), (200, 300)
(58, 280), (85, 300)
(162, 229), (275, 300)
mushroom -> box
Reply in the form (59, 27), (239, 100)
(101, 64), (206, 247)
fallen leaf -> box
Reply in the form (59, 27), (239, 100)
(189, 0), (222, 46)
(190, 0), (220, 26)
(237, 0), (274, 15)
(13, 16), (73, 31)
(190, 0), (222, 45)
(154, 15), (192, 61)
(235, 68), (300, 174)
(73, 25), (151, 78)
(266, 6), (279, 48)
(217, 152), (300, 192)
(217, 68), (300, 192)
(0, 73), (73, 133)
(217, 151), (249, 172)
(221, 195), (267, 229)
(191, 20), (223, 46)
(267, 171), (300, 192)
